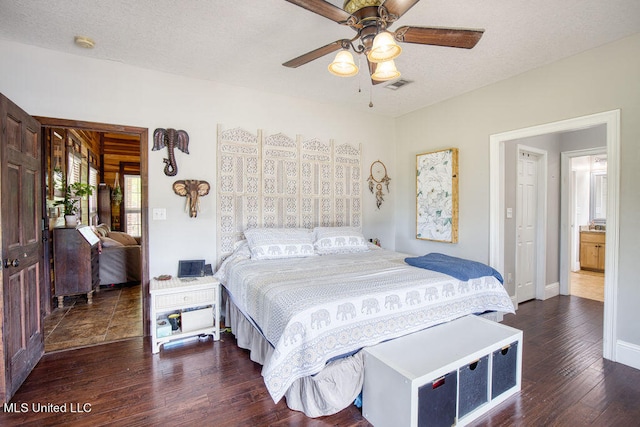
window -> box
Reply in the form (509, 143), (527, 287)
(67, 150), (82, 185)
(88, 166), (98, 225)
(67, 148), (86, 221)
(124, 174), (142, 237)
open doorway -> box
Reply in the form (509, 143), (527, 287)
(490, 110), (620, 361)
(36, 117), (149, 353)
(565, 150), (607, 302)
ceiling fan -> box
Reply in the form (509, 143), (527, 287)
(283, 0), (484, 83)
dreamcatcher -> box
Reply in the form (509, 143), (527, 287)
(367, 160), (391, 209)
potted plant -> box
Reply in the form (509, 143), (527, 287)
(111, 185), (123, 205)
(53, 181), (95, 226)
(111, 172), (123, 206)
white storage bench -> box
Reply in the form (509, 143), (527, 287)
(363, 315), (522, 427)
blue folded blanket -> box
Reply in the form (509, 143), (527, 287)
(405, 252), (504, 283)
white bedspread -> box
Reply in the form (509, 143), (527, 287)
(219, 247), (514, 403)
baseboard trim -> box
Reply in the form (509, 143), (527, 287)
(616, 340), (640, 370)
(544, 282), (560, 300)
(512, 282), (559, 306)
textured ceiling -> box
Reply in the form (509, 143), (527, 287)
(1, 1), (639, 117)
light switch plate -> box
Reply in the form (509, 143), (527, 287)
(152, 208), (166, 220)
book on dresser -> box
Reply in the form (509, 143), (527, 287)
(53, 226), (100, 308)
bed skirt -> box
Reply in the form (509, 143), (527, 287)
(226, 297), (364, 417)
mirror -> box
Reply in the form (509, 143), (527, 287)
(590, 171), (607, 225)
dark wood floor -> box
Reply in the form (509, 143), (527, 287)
(2, 296), (639, 426)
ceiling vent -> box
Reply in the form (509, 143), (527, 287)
(384, 79), (413, 90)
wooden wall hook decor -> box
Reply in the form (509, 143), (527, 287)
(173, 179), (210, 218)
(153, 128), (189, 176)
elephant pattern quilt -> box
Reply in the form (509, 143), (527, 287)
(218, 246), (515, 402)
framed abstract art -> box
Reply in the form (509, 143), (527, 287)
(416, 148), (459, 243)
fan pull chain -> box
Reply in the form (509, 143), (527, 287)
(358, 55), (362, 93)
(369, 87), (374, 108)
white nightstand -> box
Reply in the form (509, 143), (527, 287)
(150, 276), (220, 354)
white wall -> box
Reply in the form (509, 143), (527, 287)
(394, 33), (640, 357)
(0, 40), (396, 277)
(2, 31), (639, 363)
(573, 165), (590, 230)
(573, 166), (590, 270)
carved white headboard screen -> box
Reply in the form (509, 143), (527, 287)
(216, 125), (362, 265)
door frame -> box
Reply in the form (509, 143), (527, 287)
(515, 145), (548, 303)
(35, 117), (150, 337)
(560, 147), (607, 295)
(489, 109), (620, 361)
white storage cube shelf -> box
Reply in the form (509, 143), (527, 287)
(363, 315), (522, 427)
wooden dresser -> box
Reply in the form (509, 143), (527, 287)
(53, 227), (100, 308)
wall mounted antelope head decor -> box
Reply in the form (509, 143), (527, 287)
(152, 128), (189, 176)
(173, 179), (210, 218)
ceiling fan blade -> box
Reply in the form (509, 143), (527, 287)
(380, 0), (420, 19)
(283, 40), (346, 68)
(285, 0), (353, 24)
(394, 26), (484, 49)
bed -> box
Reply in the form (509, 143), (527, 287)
(92, 224), (141, 285)
(214, 127), (513, 417)
(214, 227), (514, 417)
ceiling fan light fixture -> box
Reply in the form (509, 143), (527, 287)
(371, 59), (400, 81)
(328, 50), (359, 77)
(368, 31), (402, 63)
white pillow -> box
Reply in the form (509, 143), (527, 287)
(243, 228), (315, 260)
(314, 226), (369, 255)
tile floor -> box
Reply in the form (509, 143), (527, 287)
(44, 283), (143, 352)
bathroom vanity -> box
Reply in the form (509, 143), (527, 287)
(580, 230), (606, 272)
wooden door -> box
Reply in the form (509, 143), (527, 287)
(0, 93), (45, 403)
